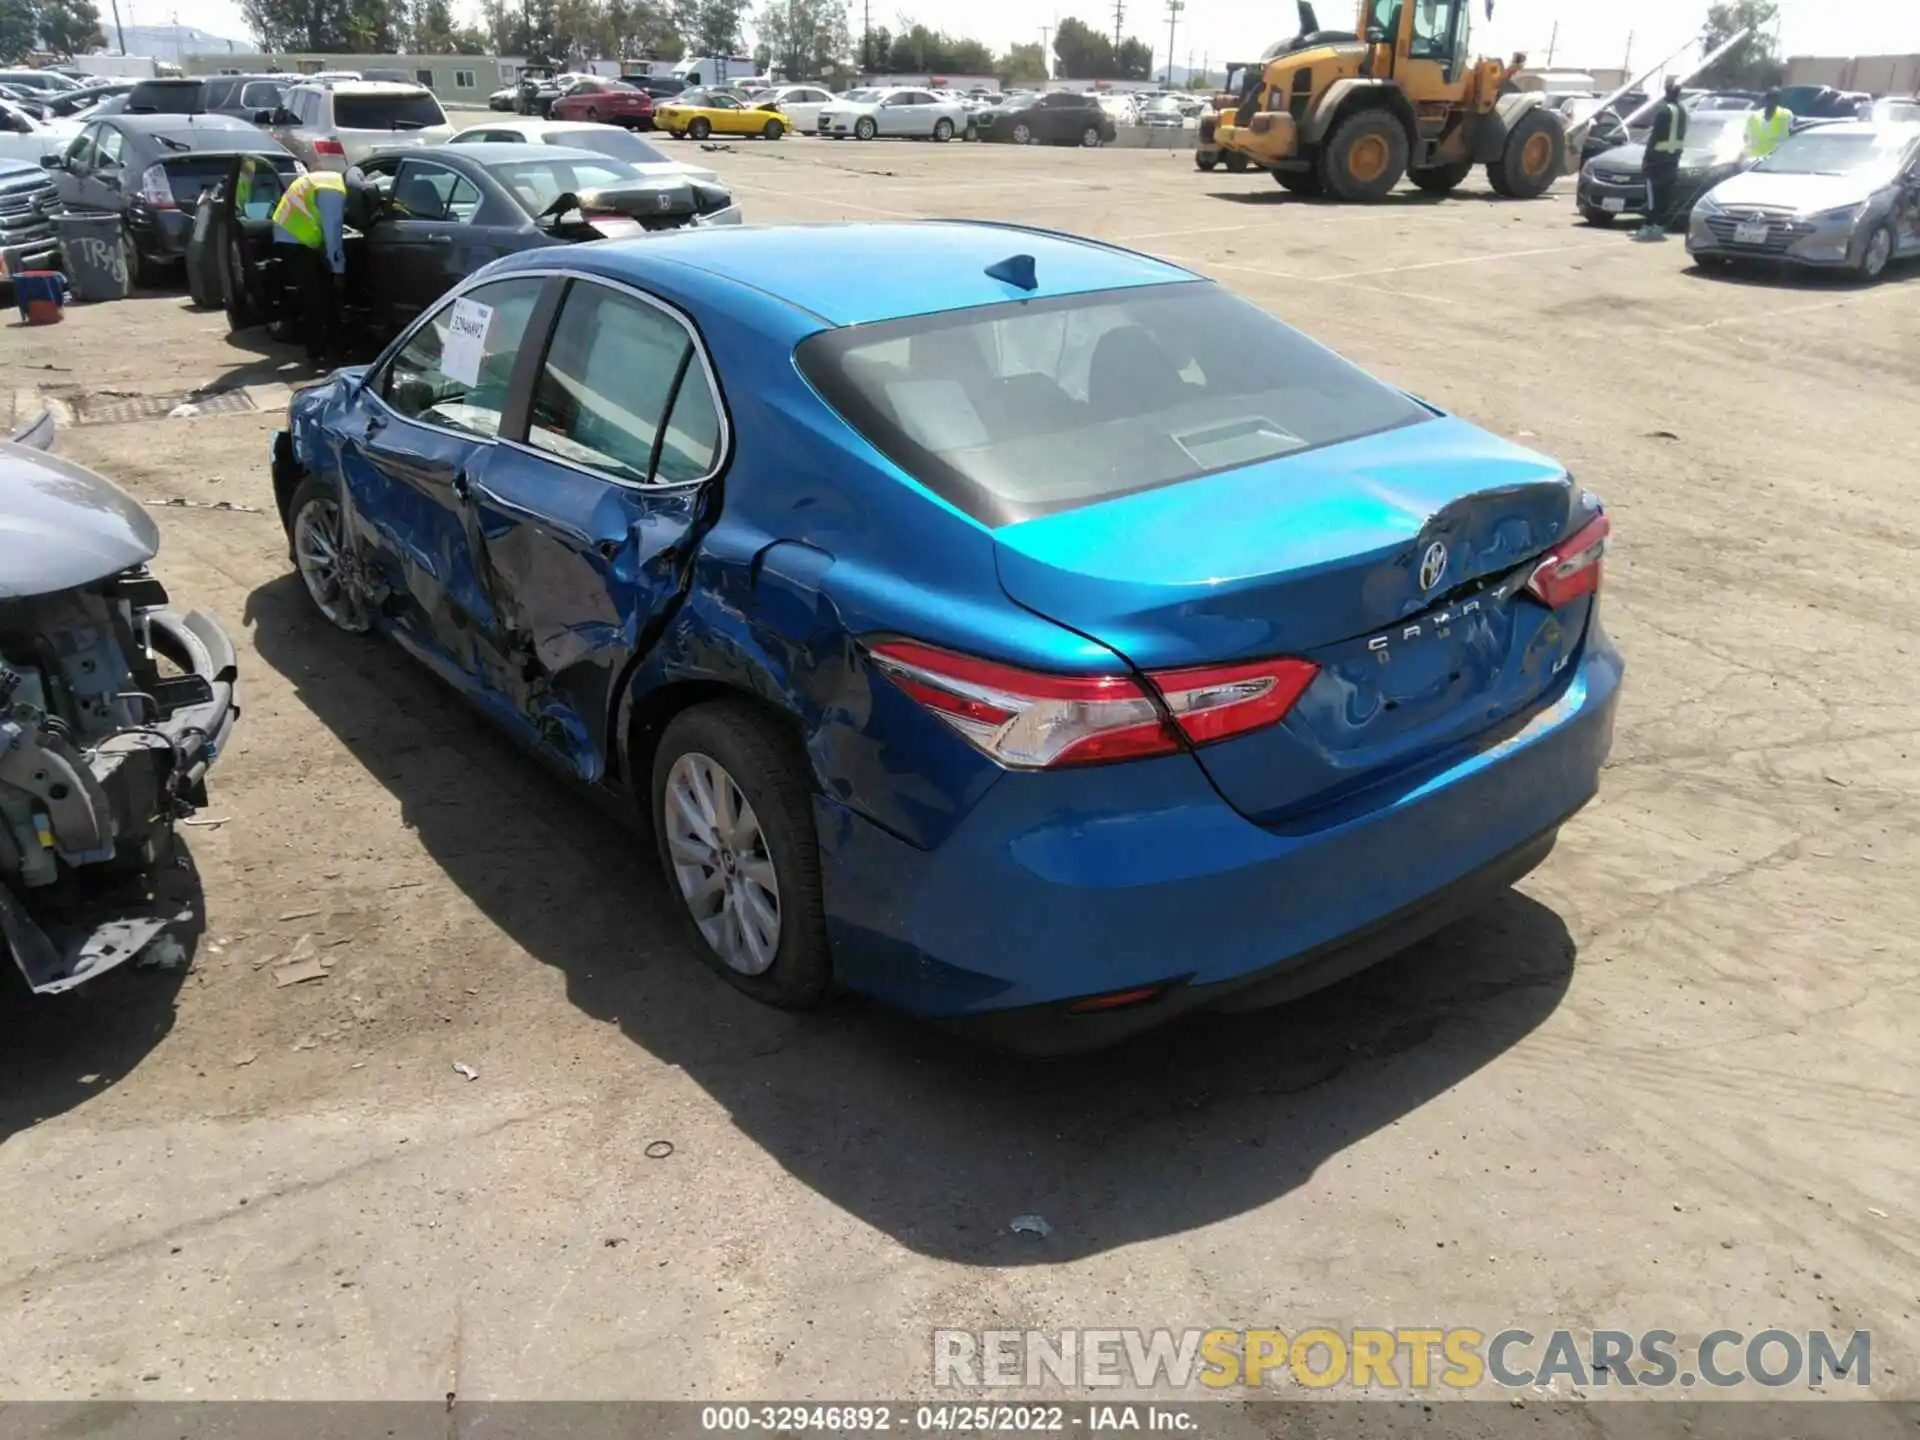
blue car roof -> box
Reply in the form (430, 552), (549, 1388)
(498, 222), (1203, 327)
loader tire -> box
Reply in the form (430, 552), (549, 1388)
(1224, 150), (1250, 172)
(1320, 109), (1408, 200)
(1488, 108), (1564, 199)
(1196, 151), (1219, 170)
(1272, 167), (1325, 196)
(1409, 160), (1474, 195)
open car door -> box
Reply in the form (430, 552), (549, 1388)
(219, 153), (293, 333)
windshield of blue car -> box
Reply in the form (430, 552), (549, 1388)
(547, 128), (670, 166)
(492, 156), (644, 212)
(797, 283), (1431, 525)
(1755, 128), (1913, 176)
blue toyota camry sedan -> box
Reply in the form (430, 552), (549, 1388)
(269, 222), (1622, 1052)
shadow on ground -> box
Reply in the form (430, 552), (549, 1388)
(1205, 184), (1538, 207)
(1682, 255), (1917, 288)
(0, 847), (203, 1145)
(244, 571), (1577, 1265)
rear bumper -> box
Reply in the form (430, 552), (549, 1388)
(818, 624), (1622, 1052)
(129, 205), (194, 259)
(0, 231), (59, 276)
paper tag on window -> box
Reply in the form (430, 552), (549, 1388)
(440, 297), (493, 389)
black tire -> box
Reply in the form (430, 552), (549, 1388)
(688, 117), (712, 140)
(854, 116), (877, 140)
(1489, 107), (1565, 199)
(651, 701), (830, 1010)
(285, 474), (373, 635)
(762, 118), (784, 140)
(222, 228), (259, 330)
(668, 129), (684, 139)
(933, 117), (954, 142)
(1320, 108), (1410, 200)
(1579, 205), (1618, 226)
(1273, 167), (1325, 196)
(186, 209), (216, 308)
(1196, 151), (1219, 171)
(1079, 124), (1102, 147)
(1011, 121), (1034, 145)
(1224, 150), (1250, 172)
(1856, 221), (1895, 282)
(1409, 159), (1474, 195)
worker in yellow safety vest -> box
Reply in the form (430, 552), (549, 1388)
(1744, 91), (1794, 159)
(1635, 77), (1689, 242)
(271, 168), (356, 364)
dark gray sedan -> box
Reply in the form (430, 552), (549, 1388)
(42, 112), (295, 283)
(1576, 108), (1752, 227)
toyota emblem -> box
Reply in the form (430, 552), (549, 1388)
(1418, 541), (1448, 591)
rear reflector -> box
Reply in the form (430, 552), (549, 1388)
(313, 138), (347, 156)
(1525, 512), (1610, 608)
(1068, 985), (1165, 1013)
(868, 640), (1317, 770)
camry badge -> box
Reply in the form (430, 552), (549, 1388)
(1419, 540), (1448, 592)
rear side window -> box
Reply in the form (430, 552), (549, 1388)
(378, 278), (546, 438)
(796, 282), (1429, 526)
(525, 282), (721, 485)
(334, 91), (446, 129)
(128, 82), (201, 113)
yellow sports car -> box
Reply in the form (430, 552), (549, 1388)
(655, 89), (791, 141)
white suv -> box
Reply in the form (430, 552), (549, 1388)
(266, 81), (454, 171)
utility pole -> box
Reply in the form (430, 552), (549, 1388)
(1545, 19), (1556, 66)
(1039, 23), (1052, 78)
(861, 0), (870, 74)
(1621, 29), (1633, 79)
(108, 0), (125, 54)
(1162, 0), (1182, 87)
(1112, 0), (1123, 56)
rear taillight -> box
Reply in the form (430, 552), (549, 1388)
(313, 138), (346, 156)
(868, 640), (1317, 770)
(1525, 513), (1610, 608)
(137, 163), (175, 209)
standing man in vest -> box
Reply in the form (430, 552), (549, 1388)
(1635, 77), (1689, 241)
(272, 167), (350, 364)
(1744, 90), (1794, 160)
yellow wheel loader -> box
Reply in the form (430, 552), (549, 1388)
(1213, 0), (1567, 201)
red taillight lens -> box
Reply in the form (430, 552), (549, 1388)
(868, 641), (1317, 770)
(137, 163), (175, 209)
(1525, 513), (1609, 609)
(313, 138), (346, 156)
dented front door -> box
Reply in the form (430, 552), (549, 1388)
(453, 276), (726, 782)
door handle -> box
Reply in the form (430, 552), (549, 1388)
(450, 470), (471, 500)
(364, 412), (386, 440)
(425, 232), (453, 244)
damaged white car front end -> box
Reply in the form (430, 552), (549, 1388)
(0, 420), (239, 994)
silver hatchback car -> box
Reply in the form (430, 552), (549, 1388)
(264, 81), (456, 172)
(1687, 121), (1920, 281)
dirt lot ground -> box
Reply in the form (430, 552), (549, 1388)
(1, 135), (1917, 1407)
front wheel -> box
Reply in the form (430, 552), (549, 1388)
(1579, 205), (1618, 226)
(1080, 124), (1102, 147)
(933, 117), (954, 142)
(1273, 167), (1325, 197)
(1489, 108), (1565, 199)
(652, 702), (830, 1009)
(1224, 150), (1249, 172)
(1857, 222), (1894, 281)
(854, 116), (877, 140)
(1320, 109), (1409, 200)
(1196, 151), (1219, 171)
(287, 476), (372, 634)
(762, 118), (784, 140)
(1012, 121), (1033, 145)
(688, 117), (712, 140)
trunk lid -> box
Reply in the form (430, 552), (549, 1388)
(992, 415), (1594, 824)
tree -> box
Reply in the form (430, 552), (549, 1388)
(1115, 35), (1151, 80)
(858, 22), (889, 70)
(675, 0), (749, 56)
(756, 0), (850, 79)
(1698, 0), (1784, 90)
(38, 0), (103, 55)
(1052, 15), (1114, 78)
(946, 37), (992, 72)
(450, 20), (490, 50)
(999, 39), (1046, 82)
(408, 0), (457, 51)
(0, 0), (35, 63)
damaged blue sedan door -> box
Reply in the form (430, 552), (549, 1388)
(455, 273), (725, 781)
(339, 276), (549, 690)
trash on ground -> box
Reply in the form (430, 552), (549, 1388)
(233, 1049), (257, 1067)
(136, 933), (188, 971)
(145, 497), (263, 513)
(453, 1061), (479, 1081)
(644, 1140), (674, 1159)
(1009, 1214), (1053, 1238)
(272, 956), (328, 987)
(279, 908), (321, 921)
(166, 403), (201, 420)
(1868, 1207), (1889, 1218)
(180, 816), (231, 828)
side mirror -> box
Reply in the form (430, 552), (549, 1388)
(273, 107), (299, 126)
(252, 107), (274, 123)
(1365, 24), (1386, 41)
(39, 152), (62, 169)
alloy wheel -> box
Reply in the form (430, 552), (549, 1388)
(293, 495), (370, 631)
(664, 752), (781, 976)
(1863, 226), (1891, 278)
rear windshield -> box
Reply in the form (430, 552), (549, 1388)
(491, 156), (641, 212)
(128, 82), (203, 113)
(796, 283), (1430, 526)
(549, 128), (669, 165)
(334, 92), (446, 129)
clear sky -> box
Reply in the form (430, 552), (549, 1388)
(120, 0), (1920, 77)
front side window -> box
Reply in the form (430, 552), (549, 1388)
(378, 277), (546, 438)
(94, 126), (125, 167)
(239, 81), (284, 109)
(1407, 0), (1463, 61)
(391, 159), (482, 222)
(65, 124), (98, 169)
(796, 282), (1428, 526)
(1364, 0), (1396, 41)
(526, 282), (721, 485)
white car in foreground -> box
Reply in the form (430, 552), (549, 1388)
(817, 87), (972, 142)
(449, 118), (727, 189)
